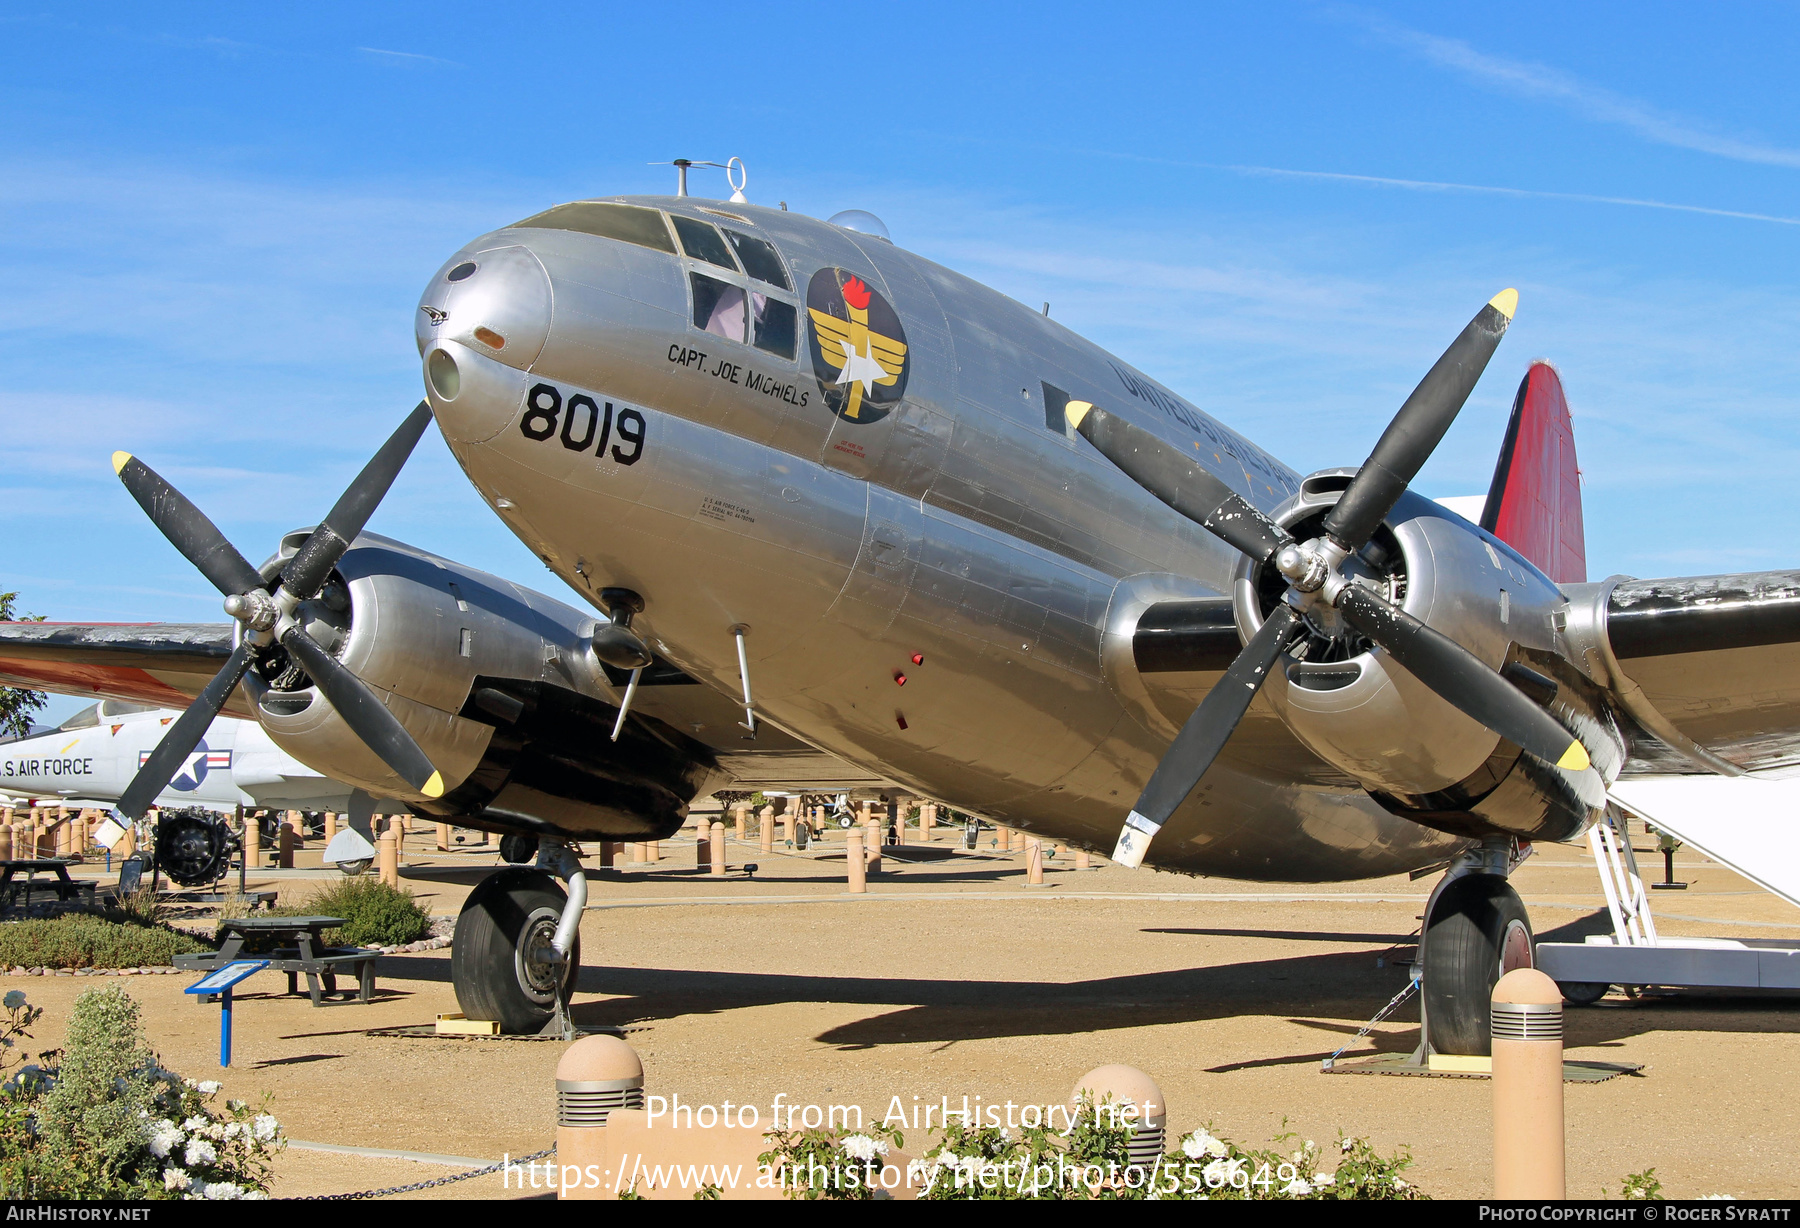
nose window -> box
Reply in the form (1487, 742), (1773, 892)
(672, 216), (739, 271)
(724, 231), (791, 291)
(447, 262), (477, 282)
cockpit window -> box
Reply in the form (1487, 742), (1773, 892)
(752, 294), (796, 359)
(691, 272), (747, 342)
(512, 202), (676, 254)
(725, 231), (791, 290)
(671, 216), (739, 271)
(100, 699), (154, 718)
(58, 704), (100, 730)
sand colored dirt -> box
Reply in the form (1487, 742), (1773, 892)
(15, 825), (1798, 1200)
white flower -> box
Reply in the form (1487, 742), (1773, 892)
(1282, 1178), (1313, 1196)
(1393, 1177), (1407, 1190)
(202, 1181), (244, 1200)
(241, 1192), (269, 1201)
(184, 1138), (217, 1168)
(1182, 1130), (1226, 1159)
(934, 1150), (959, 1168)
(181, 1116), (209, 1133)
(1305, 1140), (1316, 1152)
(252, 1114), (279, 1142)
(1341, 1138), (1355, 1152)
(839, 1134), (888, 1162)
(196, 1080), (222, 1095)
(147, 1121), (183, 1159)
(1315, 1171), (1336, 1186)
(163, 1167), (191, 1192)
(1292, 1150), (1305, 1163)
(1202, 1158), (1236, 1185)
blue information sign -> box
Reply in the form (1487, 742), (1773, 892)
(185, 960), (269, 1067)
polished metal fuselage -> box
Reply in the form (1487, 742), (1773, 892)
(419, 196), (1472, 881)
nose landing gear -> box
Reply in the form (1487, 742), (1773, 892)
(1417, 839), (1535, 1057)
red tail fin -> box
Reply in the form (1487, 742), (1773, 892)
(1481, 362), (1586, 584)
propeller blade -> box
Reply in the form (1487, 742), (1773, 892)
(280, 626), (444, 798)
(112, 453), (266, 599)
(1111, 603), (1301, 869)
(116, 642), (255, 819)
(1069, 402), (1293, 565)
(281, 402), (434, 600)
(1335, 583), (1589, 771)
(1323, 289), (1518, 551)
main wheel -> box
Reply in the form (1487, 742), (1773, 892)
(451, 868), (580, 1033)
(1423, 873), (1534, 1056)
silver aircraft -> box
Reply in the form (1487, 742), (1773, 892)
(0, 699), (353, 814)
(6, 190), (1798, 1053)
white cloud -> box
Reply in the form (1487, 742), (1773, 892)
(1357, 12), (1800, 170)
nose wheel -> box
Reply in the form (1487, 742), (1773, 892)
(451, 867), (581, 1033)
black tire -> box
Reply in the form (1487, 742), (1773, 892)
(1560, 981), (1610, 1006)
(1424, 873), (1534, 1057)
(499, 834), (539, 864)
(451, 868), (580, 1033)
(337, 858), (371, 877)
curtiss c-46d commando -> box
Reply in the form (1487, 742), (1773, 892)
(6, 178), (1797, 1054)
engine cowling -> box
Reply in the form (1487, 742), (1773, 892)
(244, 531), (718, 839)
(1232, 471), (1619, 842)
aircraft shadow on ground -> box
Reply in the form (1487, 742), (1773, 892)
(401, 865), (1035, 889)
(372, 906), (1797, 1056)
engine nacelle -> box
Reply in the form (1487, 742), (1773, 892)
(1232, 471), (1618, 842)
(244, 532), (718, 839)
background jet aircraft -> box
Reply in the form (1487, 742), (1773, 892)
(0, 698), (356, 815)
(5, 194), (1797, 1056)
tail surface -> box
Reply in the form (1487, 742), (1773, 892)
(1481, 361), (1587, 584)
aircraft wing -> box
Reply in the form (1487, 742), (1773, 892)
(0, 622), (248, 718)
(1599, 572), (1800, 776)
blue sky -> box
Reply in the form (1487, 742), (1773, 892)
(4, 3), (1799, 723)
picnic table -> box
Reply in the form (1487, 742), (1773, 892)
(173, 915), (380, 1006)
(0, 860), (97, 911)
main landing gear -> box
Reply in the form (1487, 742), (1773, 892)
(1418, 839), (1535, 1057)
(452, 841), (586, 1034)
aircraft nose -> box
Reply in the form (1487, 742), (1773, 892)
(418, 245), (553, 444)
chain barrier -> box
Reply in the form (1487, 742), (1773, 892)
(295, 1145), (555, 1201)
(1320, 972), (1420, 1072)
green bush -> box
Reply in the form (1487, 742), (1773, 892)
(261, 877), (430, 947)
(0, 914), (211, 970)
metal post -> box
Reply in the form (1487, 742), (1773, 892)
(221, 987), (233, 1067)
(610, 666), (643, 742)
(731, 625), (756, 736)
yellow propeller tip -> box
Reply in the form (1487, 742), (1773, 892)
(421, 771), (445, 798)
(1488, 288), (1519, 321)
(1556, 741), (1590, 772)
(111, 451), (132, 475)
(1065, 400), (1094, 430)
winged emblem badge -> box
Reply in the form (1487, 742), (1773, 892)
(806, 267), (910, 423)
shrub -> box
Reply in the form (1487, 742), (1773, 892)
(260, 877), (429, 947)
(0, 986), (284, 1199)
(0, 914), (211, 970)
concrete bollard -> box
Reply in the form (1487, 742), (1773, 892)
(648, 840), (660, 863)
(599, 841), (616, 870)
(278, 825), (295, 869)
(733, 805), (747, 843)
(710, 821), (726, 876)
(782, 805), (795, 848)
(864, 817), (881, 874)
(324, 812), (338, 843)
(0, 827), (12, 863)
(437, 822), (451, 851)
(1027, 839), (1044, 885)
(759, 806), (774, 853)
(847, 828), (867, 893)
(1493, 968), (1565, 1199)
(244, 815), (261, 870)
(379, 825), (399, 888)
(556, 1034), (646, 1201)
(287, 810), (304, 843)
(696, 822), (711, 870)
(1071, 1065), (1167, 1168)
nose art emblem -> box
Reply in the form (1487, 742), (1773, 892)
(420, 305), (448, 325)
(806, 268), (910, 424)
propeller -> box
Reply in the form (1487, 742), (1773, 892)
(111, 402), (444, 819)
(1072, 289), (1591, 869)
